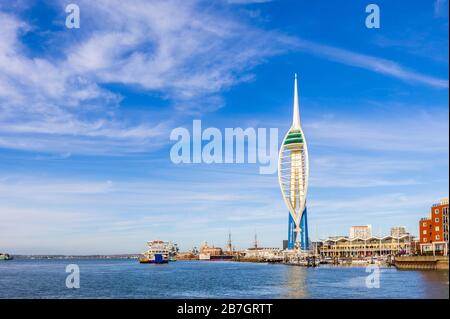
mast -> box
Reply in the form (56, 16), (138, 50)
(227, 231), (233, 254)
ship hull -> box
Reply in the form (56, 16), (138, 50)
(139, 253), (168, 264)
(0, 254), (13, 261)
(209, 255), (234, 261)
(139, 259), (169, 264)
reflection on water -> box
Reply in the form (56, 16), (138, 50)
(283, 266), (309, 298)
(417, 270), (449, 299)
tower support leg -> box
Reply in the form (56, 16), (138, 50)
(288, 212), (295, 250)
(300, 207), (309, 250)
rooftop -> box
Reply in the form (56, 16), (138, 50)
(432, 198), (449, 207)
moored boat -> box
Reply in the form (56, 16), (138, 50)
(198, 241), (234, 261)
(0, 253), (13, 261)
(139, 240), (177, 264)
(139, 253), (168, 264)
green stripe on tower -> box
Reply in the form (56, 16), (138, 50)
(284, 138), (303, 145)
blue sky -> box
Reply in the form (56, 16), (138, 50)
(0, 0), (448, 254)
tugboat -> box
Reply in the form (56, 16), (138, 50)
(139, 240), (177, 264)
(0, 253), (13, 260)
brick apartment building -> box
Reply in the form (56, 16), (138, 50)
(419, 198), (449, 255)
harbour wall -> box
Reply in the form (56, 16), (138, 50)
(394, 256), (449, 270)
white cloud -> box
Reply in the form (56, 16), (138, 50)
(0, 1), (288, 154)
(1, 161), (446, 253)
(0, 172), (284, 253)
(290, 38), (448, 89)
(1, 2), (448, 156)
(305, 111), (449, 153)
(68, 0), (283, 101)
(0, 2), (448, 254)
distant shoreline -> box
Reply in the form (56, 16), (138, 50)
(10, 254), (140, 260)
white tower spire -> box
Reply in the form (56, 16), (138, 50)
(292, 73), (300, 129)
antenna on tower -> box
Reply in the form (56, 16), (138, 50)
(292, 73), (300, 129)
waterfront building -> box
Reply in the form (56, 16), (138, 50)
(328, 235), (349, 240)
(390, 226), (409, 238)
(310, 241), (323, 255)
(320, 235), (413, 258)
(410, 240), (421, 255)
(350, 225), (372, 239)
(176, 252), (198, 260)
(199, 241), (221, 260)
(278, 74), (309, 251)
(243, 247), (283, 260)
(419, 198), (449, 256)
(198, 241), (234, 260)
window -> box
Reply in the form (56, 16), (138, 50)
(435, 209), (439, 214)
(423, 230), (427, 234)
(435, 218), (439, 223)
(436, 235), (440, 240)
(424, 238), (427, 242)
(423, 222), (427, 227)
(435, 226), (440, 231)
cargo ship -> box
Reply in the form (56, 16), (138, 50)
(139, 240), (178, 264)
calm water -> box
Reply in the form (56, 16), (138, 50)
(0, 259), (448, 299)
